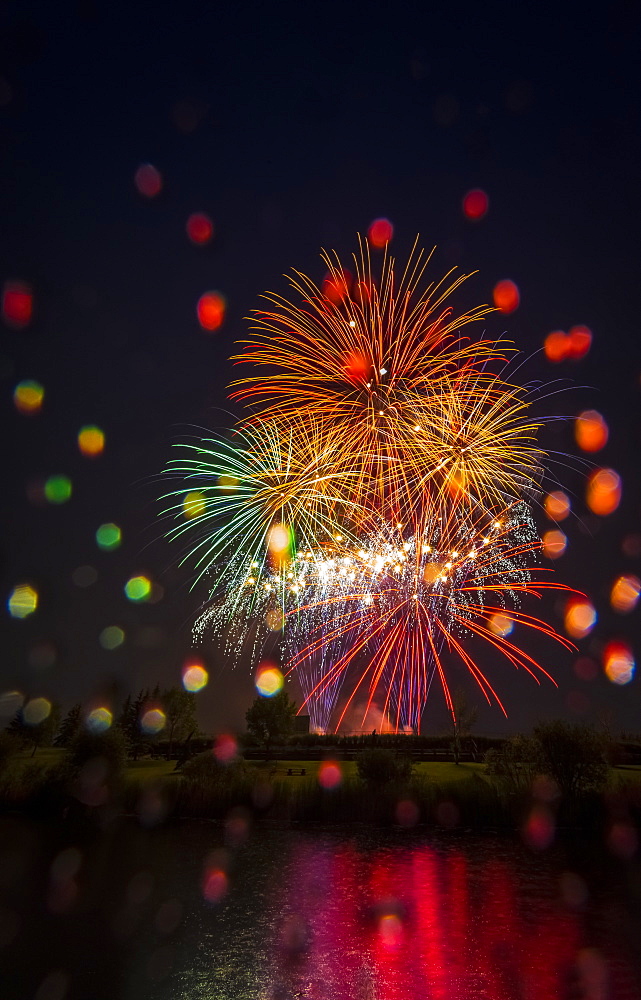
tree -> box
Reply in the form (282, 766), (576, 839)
(68, 726), (127, 777)
(245, 690), (297, 758)
(54, 703), (82, 748)
(530, 720), (610, 797)
(8, 702), (60, 756)
(449, 688), (478, 765)
(161, 687), (198, 759)
(118, 689), (150, 759)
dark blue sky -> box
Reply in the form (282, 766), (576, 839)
(1, 0), (640, 734)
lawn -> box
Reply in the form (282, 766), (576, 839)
(225, 759), (488, 784)
(125, 759), (179, 781)
(7, 751), (640, 791)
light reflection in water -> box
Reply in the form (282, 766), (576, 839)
(3, 815), (638, 1000)
(152, 831), (640, 1000)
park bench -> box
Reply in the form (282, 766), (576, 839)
(286, 767), (307, 776)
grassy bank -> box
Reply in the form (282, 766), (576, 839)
(2, 749), (640, 835)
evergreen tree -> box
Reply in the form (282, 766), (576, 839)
(118, 689), (149, 759)
(8, 702), (60, 756)
(54, 703), (82, 748)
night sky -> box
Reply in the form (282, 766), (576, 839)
(1, 0), (640, 735)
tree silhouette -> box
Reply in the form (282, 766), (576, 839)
(54, 703), (82, 748)
(161, 688), (198, 759)
(245, 690), (297, 758)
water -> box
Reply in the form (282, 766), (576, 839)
(2, 817), (640, 999)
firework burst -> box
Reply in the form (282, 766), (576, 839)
(163, 237), (581, 733)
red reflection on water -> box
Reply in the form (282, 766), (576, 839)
(269, 840), (593, 998)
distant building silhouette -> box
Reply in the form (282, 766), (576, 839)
(293, 715), (310, 735)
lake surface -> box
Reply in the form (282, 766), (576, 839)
(2, 817), (641, 999)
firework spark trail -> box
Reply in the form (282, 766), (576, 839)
(277, 503), (577, 730)
(162, 238), (584, 733)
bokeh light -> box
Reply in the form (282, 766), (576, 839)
(575, 410), (608, 452)
(124, 576), (152, 602)
(523, 804), (555, 851)
(603, 641), (635, 685)
(574, 657), (598, 681)
(213, 734), (238, 764)
(44, 475), (72, 504)
(344, 350), (369, 385)
(72, 565), (97, 587)
(139, 707), (165, 734)
(492, 279), (519, 313)
(608, 822), (638, 861)
(379, 912), (403, 949)
(267, 523), (291, 558)
(183, 491), (206, 519)
(610, 575), (641, 614)
(543, 326), (592, 362)
(197, 291), (226, 331)
(218, 474), (239, 492)
(202, 867), (228, 904)
(544, 330), (569, 362)
(367, 218), (394, 248)
(265, 608), (285, 631)
(567, 324), (592, 359)
(99, 626), (125, 650)
(14, 380), (44, 414)
(564, 599), (597, 639)
(462, 188), (488, 221)
(86, 707), (112, 733)
(186, 212), (214, 244)
(3, 280), (33, 328)
(23, 697), (51, 725)
(255, 663), (284, 697)
(134, 163), (162, 198)
(586, 468), (621, 516)
(395, 799), (419, 827)
(488, 613), (514, 637)
(318, 760), (342, 789)
(542, 529), (567, 559)
(622, 534), (641, 558)
(8, 583), (38, 619)
(182, 660), (209, 692)
(322, 269), (352, 304)
(96, 522), (121, 550)
(29, 640), (56, 671)
(78, 425), (105, 457)
(544, 490), (570, 521)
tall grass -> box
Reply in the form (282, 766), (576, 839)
(3, 754), (640, 835)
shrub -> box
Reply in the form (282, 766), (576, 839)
(68, 727), (127, 780)
(180, 751), (247, 785)
(356, 749), (414, 786)
(484, 735), (537, 793)
(531, 720), (610, 797)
